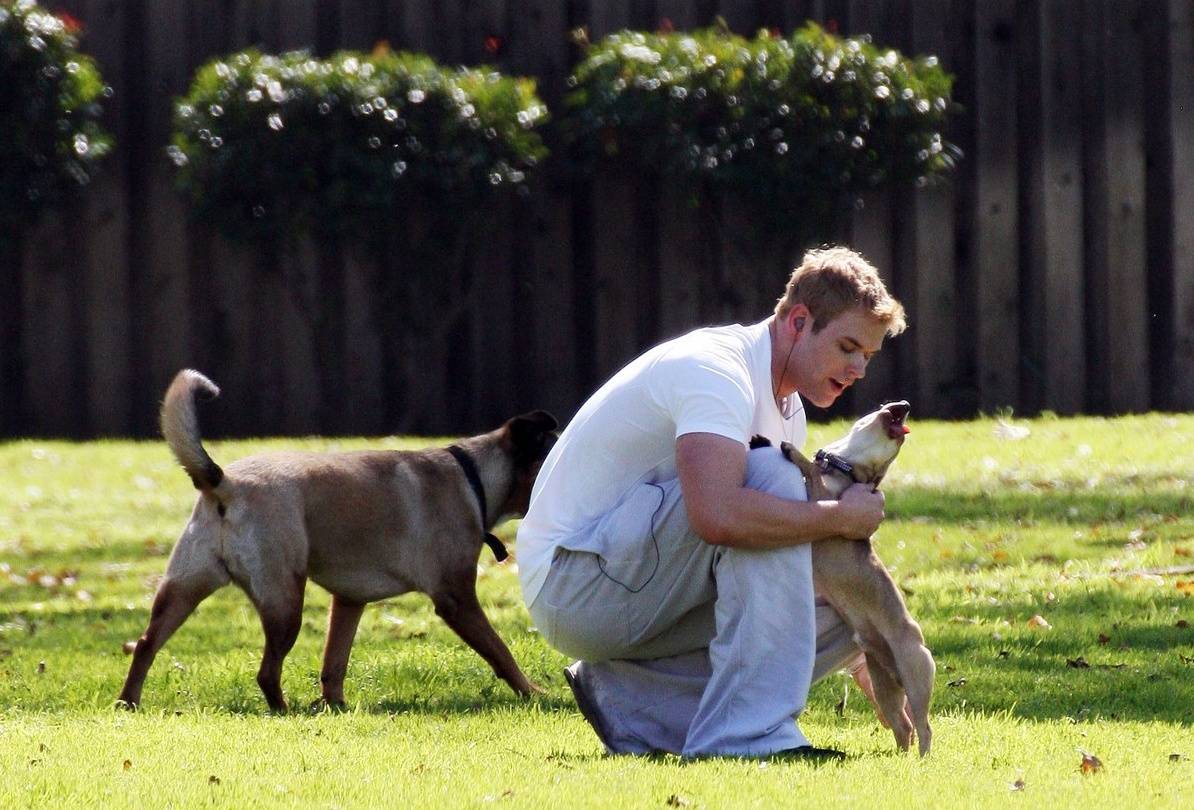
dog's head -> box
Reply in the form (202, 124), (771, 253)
(821, 400), (911, 485)
(499, 410), (559, 515)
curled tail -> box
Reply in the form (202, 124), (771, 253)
(161, 369), (224, 492)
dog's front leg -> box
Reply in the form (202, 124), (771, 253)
(431, 571), (541, 697)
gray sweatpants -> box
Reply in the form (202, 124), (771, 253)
(528, 446), (861, 756)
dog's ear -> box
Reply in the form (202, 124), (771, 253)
(506, 410), (559, 465)
(748, 434), (772, 449)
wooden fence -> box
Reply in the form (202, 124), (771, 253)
(3, 0), (1193, 438)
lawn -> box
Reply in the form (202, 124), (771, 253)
(1, 413), (1191, 808)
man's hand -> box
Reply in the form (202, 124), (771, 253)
(835, 484), (886, 539)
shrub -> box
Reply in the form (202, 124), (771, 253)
(565, 22), (960, 240)
(0, 0), (112, 233)
(170, 47), (549, 246)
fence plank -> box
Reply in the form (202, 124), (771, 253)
(1083, 0), (1149, 413)
(903, 0), (958, 417)
(972, 0), (1019, 413)
(77, 0), (134, 435)
(1170, 0), (1194, 408)
(851, 193), (899, 409)
(1023, 0), (1085, 414)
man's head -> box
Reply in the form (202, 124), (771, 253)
(774, 246), (906, 337)
(772, 246), (907, 408)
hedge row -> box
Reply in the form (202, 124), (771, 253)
(1, 2), (958, 246)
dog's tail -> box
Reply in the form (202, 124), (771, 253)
(161, 369), (225, 493)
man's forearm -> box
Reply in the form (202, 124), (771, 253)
(689, 486), (849, 549)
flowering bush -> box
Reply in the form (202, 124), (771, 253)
(171, 47), (548, 245)
(566, 23), (959, 236)
(0, 1), (112, 232)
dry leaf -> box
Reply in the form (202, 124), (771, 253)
(993, 550), (1009, 562)
(1009, 778), (1026, 792)
(1175, 547), (1192, 557)
(1079, 751), (1103, 774)
(667, 795), (691, 808)
(1177, 580), (1194, 595)
(123, 759), (132, 771)
(1170, 753), (1185, 763)
(1176, 620), (1189, 629)
(1027, 615), (1051, 629)
(1097, 633), (1111, 645)
(1067, 657), (1090, 669)
(209, 775), (221, 785)
(947, 678), (968, 687)
(36, 660), (45, 674)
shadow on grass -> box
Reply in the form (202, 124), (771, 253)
(893, 486), (1193, 524)
(924, 586), (1193, 724)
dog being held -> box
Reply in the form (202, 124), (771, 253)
(119, 369), (557, 711)
(752, 400), (934, 755)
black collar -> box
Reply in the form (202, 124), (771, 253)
(815, 449), (858, 483)
(446, 445), (509, 562)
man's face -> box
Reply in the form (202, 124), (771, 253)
(780, 305), (889, 408)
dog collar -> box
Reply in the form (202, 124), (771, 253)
(814, 449), (858, 482)
(446, 445), (509, 562)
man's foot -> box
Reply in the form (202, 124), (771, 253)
(768, 745), (847, 762)
(563, 661), (615, 754)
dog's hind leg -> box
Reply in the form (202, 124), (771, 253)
(118, 568), (229, 708)
(431, 570), (540, 697)
(250, 572), (306, 713)
(319, 595), (365, 707)
(893, 638), (935, 756)
(861, 642), (914, 752)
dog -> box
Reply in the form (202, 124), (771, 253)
(118, 369), (557, 711)
(752, 401), (935, 755)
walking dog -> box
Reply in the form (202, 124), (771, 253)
(754, 401), (935, 755)
(118, 369), (556, 711)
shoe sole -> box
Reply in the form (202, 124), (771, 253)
(563, 665), (615, 753)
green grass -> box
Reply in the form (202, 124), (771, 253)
(1, 414), (1192, 808)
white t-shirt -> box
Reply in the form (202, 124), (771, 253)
(518, 317), (807, 607)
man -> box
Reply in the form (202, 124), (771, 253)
(517, 246), (907, 757)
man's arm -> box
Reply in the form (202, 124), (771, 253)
(676, 432), (885, 548)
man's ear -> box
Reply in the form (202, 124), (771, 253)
(786, 304), (811, 337)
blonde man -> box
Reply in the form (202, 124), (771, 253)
(519, 246), (907, 758)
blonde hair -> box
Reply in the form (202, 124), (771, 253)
(774, 246), (907, 336)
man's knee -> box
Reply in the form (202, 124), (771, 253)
(744, 446), (807, 501)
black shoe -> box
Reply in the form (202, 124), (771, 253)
(562, 662), (615, 753)
(769, 745), (847, 762)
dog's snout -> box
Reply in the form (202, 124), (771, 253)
(884, 401), (911, 422)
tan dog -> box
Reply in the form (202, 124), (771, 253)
(754, 401), (934, 755)
(119, 369), (557, 711)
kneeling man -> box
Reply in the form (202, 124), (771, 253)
(518, 246), (906, 757)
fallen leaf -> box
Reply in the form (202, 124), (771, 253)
(36, 661), (45, 674)
(123, 759), (132, 771)
(1180, 654), (1193, 665)
(209, 775), (221, 785)
(994, 419), (1030, 441)
(666, 795), (691, 807)
(950, 615), (980, 624)
(1175, 547), (1192, 557)
(122, 640), (137, 655)
(997, 650), (1010, 659)
(1170, 753), (1185, 763)
(1097, 633), (1111, 645)
(948, 678), (968, 687)
(1067, 657), (1090, 669)
(1079, 750), (1103, 774)
(1177, 580), (1194, 595)
(1027, 615), (1052, 629)
(1177, 620), (1189, 628)
(993, 550), (1009, 562)
(1009, 778), (1026, 792)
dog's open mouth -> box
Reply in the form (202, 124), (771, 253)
(881, 401), (911, 441)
